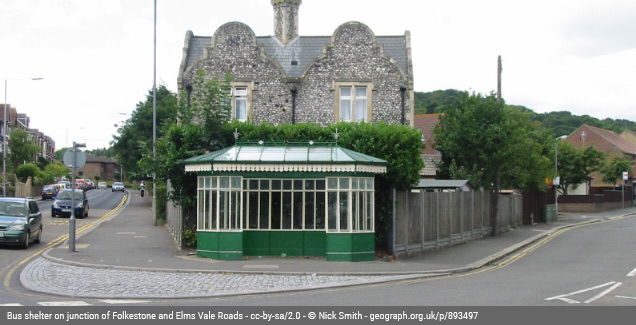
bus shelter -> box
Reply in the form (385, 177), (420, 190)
(182, 141), (387, 261)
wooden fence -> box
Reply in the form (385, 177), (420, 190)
(393, 190), (522, 259)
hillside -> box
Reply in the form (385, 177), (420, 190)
(414, 89), (636, 136)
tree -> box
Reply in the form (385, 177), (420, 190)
(434, 92), (553, 235)
(8, 128), (41, 170)
(113, 84), (178, 181)
(600, 155), (632, 187)
(555, 141), (604, 194)
(16, 164), (40, 183)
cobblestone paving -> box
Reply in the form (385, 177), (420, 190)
(22, 258), (424, 299)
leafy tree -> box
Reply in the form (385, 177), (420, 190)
(600, 155), (632, 186)
(44, 162), (70, 180)
(434, 92), (552, 235)
(16, 164), (40, 183)
(555, 141), (604, 194)
(8, 128), (41, 170)
(113, 84), (178, 181)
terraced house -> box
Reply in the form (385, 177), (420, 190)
(177, 0), (415, 261)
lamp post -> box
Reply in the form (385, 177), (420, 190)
(554, 135), (567, 218)
(3, 77), (43, 197)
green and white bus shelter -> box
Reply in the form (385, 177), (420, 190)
(182, 141), (387, 261)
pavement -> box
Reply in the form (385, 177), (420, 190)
(19, 191), (636, 299)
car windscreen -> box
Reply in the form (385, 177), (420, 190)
(56, 191), (84, 200)
(0, 202), (27, 217)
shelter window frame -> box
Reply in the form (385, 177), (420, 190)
(327, 177), (374, 233)
(197, 176), (242, 231)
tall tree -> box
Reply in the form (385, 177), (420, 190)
(434, 92), (552, 235)
(555, 141), (604, 194)
(600, 155), (632, 187)
(113, 84), (178, 180)
(8, 128), (41, 170)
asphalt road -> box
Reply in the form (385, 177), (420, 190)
(0, 189), (126, 306)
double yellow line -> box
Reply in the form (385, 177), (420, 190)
(3, 194), (128, 291)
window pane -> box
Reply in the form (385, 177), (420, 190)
(259, 192), (269, 229)
(198, 190), (206, 229)
(248, 192), (258, 229)
(219, 191), (228, 229)
(271, 192), (281, 229)
(339, 177), (349, 189)
(316, 192), (326, 229)
(260, 180), (270, 190)
(272, 180), (281, 190)
(339, 192), (349, 231)
(211, 190), (217, 229)
(282, 192), (292, 229)
(231, 177), (241, 188)
(328, 192), (337, 231)
(293, 192), (303, 229)
(355, 96), (367, 121)
(304, 192), (315, 229)
(231, 191), (240, 229)
(340, 87), (352, 122)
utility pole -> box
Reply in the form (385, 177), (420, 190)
(497, 55), (502, 102)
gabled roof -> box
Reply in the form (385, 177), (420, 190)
(414, 179), (473, 190)
(575, 124), (636, 155)
(185, 34), (408, 80)
(183, 141), (387, 174)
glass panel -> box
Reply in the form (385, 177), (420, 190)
(328, 192), (337, 231)
(260, 180), (270, 190)
(231, 191), (240, 229)
(328, 178), (338, 189)
(205, 176), (212, 188)
(219, 191), (228, 229)
(219, 177), (229, 188)
(272, 179), (281, 190)
(235, 98), (247, 121)
(211, 177), (217, 188)
(237, 146), (261, 161)
(259, 192), (269, 229)
(308, 147), (333, 161)
(285, 147), (308, 161)
(271, 192), (281, 229)
(211, 190), (217, 229)
(316, 180), (325, 190)
(340, 87), (352, 122)
(367, 192), (373, 231)
(248, 192), (258, 229)
(352, 191), (358, 231)
(293, 192), (303, 229)
(198, 177), (203, 189)
(305, 180), (314, 190)
(282, 192), (292, 229)
(352, 178), (358, 189)
(260, 147), (286, 161)
(316, 192), (326, 229)
(231, 177), (241, 188)
(355, 86), (367, 122)
(339, 192), (349, 231)
(339, 178), (349, 189)
(294, 180), (303, 190)
(198, 190), (206, 229)
(249, 179), (258, 190)
(283, 180), (292, 190)
(304, 192), (315, 229)
(367, 178), (373, 189)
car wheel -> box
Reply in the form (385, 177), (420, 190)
(34, 226), (42, 244)
(22, 232), (30, 249)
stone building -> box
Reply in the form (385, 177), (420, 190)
(177, 0), (414, 127)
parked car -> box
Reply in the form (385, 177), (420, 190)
(0, 197), (42, 248)
(111, 182), (125, 192)
(41, 185), (59, 200)
(97, 182), (107, 190)
(57, 180), (71, 189)
(51, 189), (89, 218)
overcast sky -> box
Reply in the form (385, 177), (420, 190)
(2, 0), (636, 150)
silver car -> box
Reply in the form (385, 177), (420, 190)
(111, 182), (125, 192)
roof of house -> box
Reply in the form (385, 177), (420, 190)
(185, 34), (408, 80)
(413, 114), (440, 144)
(575, 124), (636, 155)
(84, 153), (118, 164)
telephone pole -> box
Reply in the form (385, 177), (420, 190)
(497, 55), (502, 102)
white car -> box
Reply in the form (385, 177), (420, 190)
(111, 182), (125, 192)
(97, 182), (107, 190)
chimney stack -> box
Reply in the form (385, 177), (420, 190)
(272, 0), (301, 44)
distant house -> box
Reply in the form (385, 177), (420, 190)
(75, 153), (120, 182)
(413, 114), (441, 178)
(567, 124), (636, 186)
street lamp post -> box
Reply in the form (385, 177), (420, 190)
(3, 77), (43, 197)
(554, 135), (567, 218)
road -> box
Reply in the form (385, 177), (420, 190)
(0, 189), (126, 306)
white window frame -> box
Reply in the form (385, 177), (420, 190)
(230, 82), (253, 122)
(334, 82), (373, 123)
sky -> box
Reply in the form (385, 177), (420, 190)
(2, 0), (636, 151)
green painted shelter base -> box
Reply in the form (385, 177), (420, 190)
(196, 230), (375, 262)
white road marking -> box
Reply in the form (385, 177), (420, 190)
(38, 301), (92, 306)
(615, 295), (636, 300)
(0, 303), (23, 306)
(546, 281), (622, 304)
(99, 299), (149, 304)
(626, 267), (636, 277)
